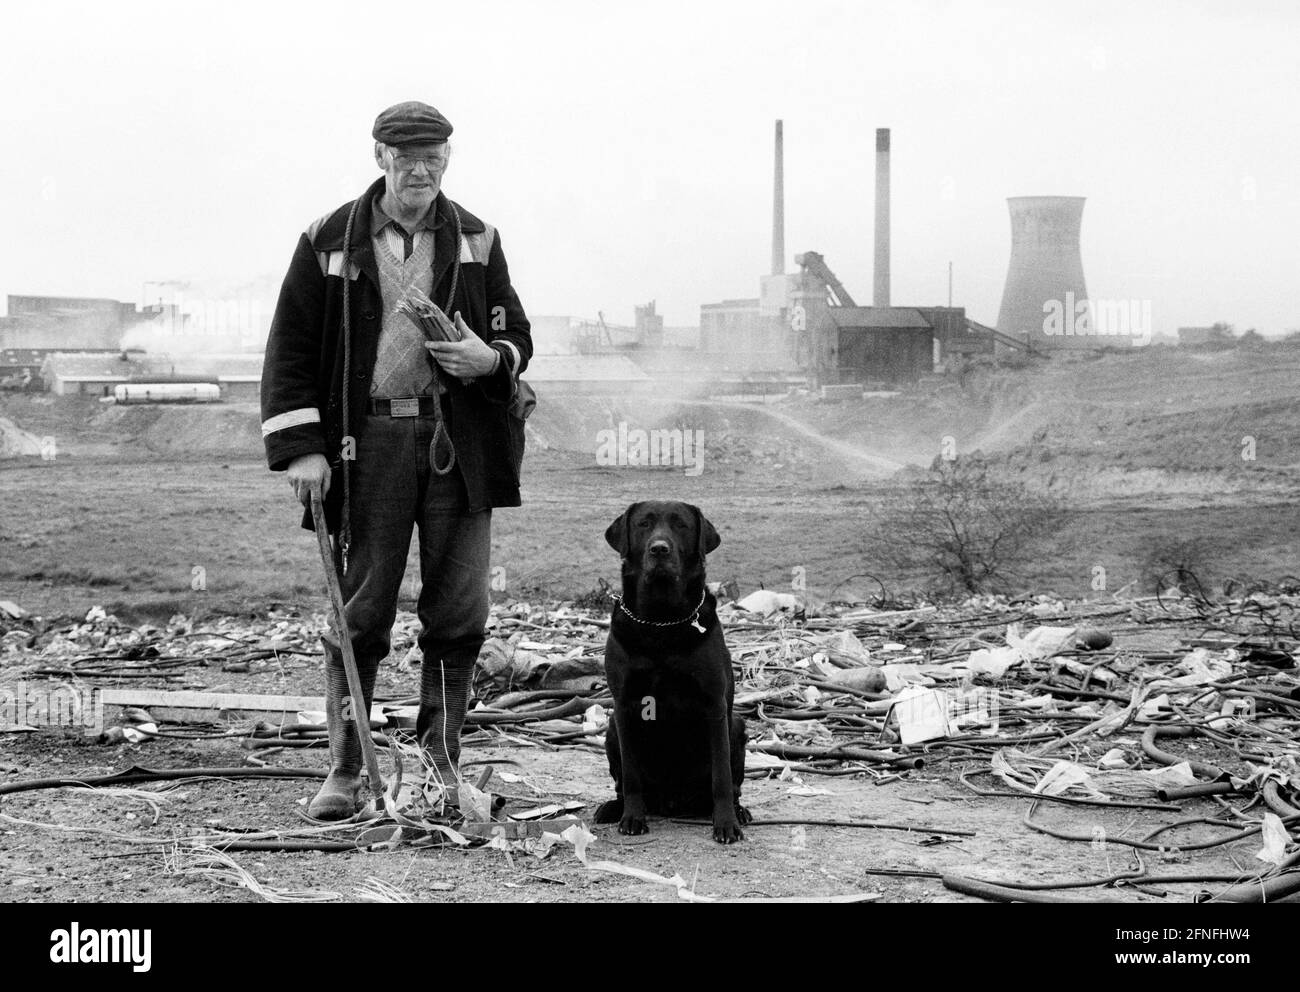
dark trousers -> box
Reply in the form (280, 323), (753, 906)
(322, 408), (492, 675)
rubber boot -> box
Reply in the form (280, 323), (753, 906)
(307, 663), (377, 820)
(415, 651), (477, 803)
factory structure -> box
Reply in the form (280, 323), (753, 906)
(698, 124), (997, 387)
(3, 129), (1144, 405)
(697, 120), (1135, 390)
(0, 294), (264, 400)
(0, 295), (146, 350)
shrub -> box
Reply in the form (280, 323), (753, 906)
(872, 456), (1069, 595)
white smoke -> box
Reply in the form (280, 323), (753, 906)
(126, 274), (279, 354)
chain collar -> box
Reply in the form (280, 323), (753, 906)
(611, 588), (708, 633)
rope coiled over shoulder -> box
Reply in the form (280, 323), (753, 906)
(338, 194), (464, 573)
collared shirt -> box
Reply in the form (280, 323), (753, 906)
(370, 193), (517, 383)
(371, 194), (442, 261)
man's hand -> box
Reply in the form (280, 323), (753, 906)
(425, 312), (500, 378)
(287, 453), (331, 508)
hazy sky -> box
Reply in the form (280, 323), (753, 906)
(2, 0), (1297, 337)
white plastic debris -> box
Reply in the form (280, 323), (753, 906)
(581, 704), (607, 734)
(878, 663), (934, 692)
(1140, 762), (1196, 788)
(1098, 748), (1130, 770)
(1256, 812), (1289, 867)
(1149, 648), (1233, 690)
(735, 590), (802, 616)
(887, 685), (952, 745)
(1005, 624), (1077, 662)
(1139, 693), (1172, 720)
(964, 646), (1021, 679)
(816, 630), (872, 667)
(1034, 760), (1094, 796)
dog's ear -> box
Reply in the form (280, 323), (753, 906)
(691, 504), (721, 559)
(605, 502), (639, 557)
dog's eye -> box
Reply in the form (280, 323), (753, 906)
(636, 518), (652, 528)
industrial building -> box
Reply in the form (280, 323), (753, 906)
(1, 347), (121, 391)
(0, 295), (173, 351)
(700, 123), (1007, 388)
(39, 352), (263, 400)
(699, 298), (787, 367)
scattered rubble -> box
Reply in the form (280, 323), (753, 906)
(2, 578), (1298, 902)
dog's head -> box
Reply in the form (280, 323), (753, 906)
(605, 501), (720, 588)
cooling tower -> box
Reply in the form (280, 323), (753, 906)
(997, 196), (1092, 349)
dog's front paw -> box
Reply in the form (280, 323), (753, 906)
(618, 813), (649, 836)
(735, 803), (753, 826)
(594, 799), (623, 824)
(713, 816), (744, 844)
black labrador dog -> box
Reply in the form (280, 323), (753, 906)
(594, 500), (750, 844)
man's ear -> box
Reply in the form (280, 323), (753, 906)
(374, 142), (388, 169)
(691, 504), (720, 559)
(605, 502), (639, 556)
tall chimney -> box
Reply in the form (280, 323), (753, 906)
(874, 127), (890, 307)
(771, 119), (785, 275)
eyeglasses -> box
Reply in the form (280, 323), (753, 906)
(387, 149), (447, 172)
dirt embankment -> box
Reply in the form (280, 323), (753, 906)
(0, 395), (262, 460)
(5, 345), (1298, 501)
(784, 346), (1300, 500)
(0, 416), (44, 457)
(92, 402), (264, 457)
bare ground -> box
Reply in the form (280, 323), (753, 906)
(2, 351), (1297, 903)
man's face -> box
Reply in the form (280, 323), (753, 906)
(376, 141), (449, 211)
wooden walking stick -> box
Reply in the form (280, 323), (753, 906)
(310, 489), (387, 812)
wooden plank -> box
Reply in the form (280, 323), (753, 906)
(839, 605), (938, 623)
(100, 689), (324, 712)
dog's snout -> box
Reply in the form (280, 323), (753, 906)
(648, 539), (672, 558)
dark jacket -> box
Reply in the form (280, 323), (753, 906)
(260, 179), (532, 532)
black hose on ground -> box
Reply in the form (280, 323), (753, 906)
(942, 874), (1117, 903)
(669, 816), (974, 837)
(1196, 852), (1300, 903)
(1022, 798), (1296, 852)
(1262, 780), (1300, 818)
(0, 763), (326, 796)
(1140, 725), (1228, 781)
(1157, 782), (1239, 802)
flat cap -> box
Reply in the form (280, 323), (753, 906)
(372, 101), (453, 145)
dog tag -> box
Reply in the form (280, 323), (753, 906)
(690, 617), (706, 633)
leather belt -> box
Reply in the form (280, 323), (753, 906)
(368, 395), (447, 417)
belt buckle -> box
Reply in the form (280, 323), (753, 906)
(389, 397), (419, 418)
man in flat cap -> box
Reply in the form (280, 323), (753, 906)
(261, 101), (532, 819)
